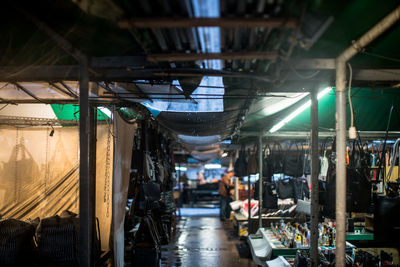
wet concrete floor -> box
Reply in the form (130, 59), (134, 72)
(161, 216), (257, 267)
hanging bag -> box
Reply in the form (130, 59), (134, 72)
(263, 183), (278, 209)
(293, 178), (310, 203)
(283, 142), (304, 177)
(247, 146), (258, 175)
(262, 145), (273, 183)
(270, 142), (284, 174)
(234, 146), (248, 177)
(277, 179), (295, 199)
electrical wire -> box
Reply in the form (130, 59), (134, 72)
(289, 65), (320, 79)
(347, 63), (354, 127)
(362, 51), (400, 64)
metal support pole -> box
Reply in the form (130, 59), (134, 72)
(258, 136), (263, 229)
(178, 163), (182, 218)
(89, 106), (97, 251)
(334, 6), (400, 266)
(248, 175), (251, 234)
(79, 55), (93, 267)
(335, 60), (347, 267)
(310, 87), (319, 267)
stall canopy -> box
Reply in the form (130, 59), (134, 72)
(0, 0), (400, 154)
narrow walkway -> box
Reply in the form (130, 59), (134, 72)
(161, 213), (256, 267)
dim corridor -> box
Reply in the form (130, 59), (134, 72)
(161, 215), (256, 267)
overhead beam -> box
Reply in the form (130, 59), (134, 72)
(118, 17), (299, 29)
(240, 130), (400, 139)
(2, 65), (400, 83)
(91, 56), (146, 68)
(147, 52), (278, 62)
(289, 58), (336, 70)
(0, 98), (126, 104)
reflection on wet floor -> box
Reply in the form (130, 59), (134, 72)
(161, 216), (256, 267)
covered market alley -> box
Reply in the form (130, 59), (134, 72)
(1, 0), (400, 267)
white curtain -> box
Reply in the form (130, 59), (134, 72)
(111, 112), (136, 267)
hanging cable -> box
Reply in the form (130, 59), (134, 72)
(290, 65), (320, 79)
(348, 63), (354, 127)
(347, 63), (357, 139)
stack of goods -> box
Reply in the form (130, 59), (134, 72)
(269, 219), (339, 250)
(0, 211), (96, 266)
(293, 250), (354, 267)
(0, 219), (36, 266)
(269, 221), (311, 249)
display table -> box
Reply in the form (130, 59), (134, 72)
(265, 256), (291, 267)
(247, 228), (356, 267)
(233, 213), (294, 236)
(346, 227), (374, 241)
(191, 189), (219, 206)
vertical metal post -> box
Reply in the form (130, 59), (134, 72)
(89, 107), (97, 251)
(310, 87), (319, 267)
(79, 55), (93, 267)
(248, 174), (251, 234)
(335, 60), (347, 267)
(178, 162), (182, 218)
(258, 135), (263, 229)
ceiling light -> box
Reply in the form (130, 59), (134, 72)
(269, 87), (332, 133)
(221, 152), (228, 158)
(175, 166), (187, 171)
(204, 163), (221, 169)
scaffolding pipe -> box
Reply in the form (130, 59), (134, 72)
(310, 88), (319, 267)
(258, 135), (263, 229)
(335, 5), (400, 267)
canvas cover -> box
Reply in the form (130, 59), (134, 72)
(0, 124), (114, 251)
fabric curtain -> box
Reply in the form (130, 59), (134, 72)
(111, 112), (136, 267)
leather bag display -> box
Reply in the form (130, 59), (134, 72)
(160, 190), (176, 214)
(136, 181), (161, 211)
(374, 195), (400, 245)
(283, 143), (304, 177)
(263, 184), (278, 209)
(262, 146), (273, 183)
(322, 140), (372, 218)
(247, 149), (258, 175)
(234, 147), (248, 177)
(254, 180), (278, 209)
(270, 143), (284, 174)
(293, 178), (310, 203)
(277, 179), (295, 199)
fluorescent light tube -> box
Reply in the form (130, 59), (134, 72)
(269, 87), (332, 133)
